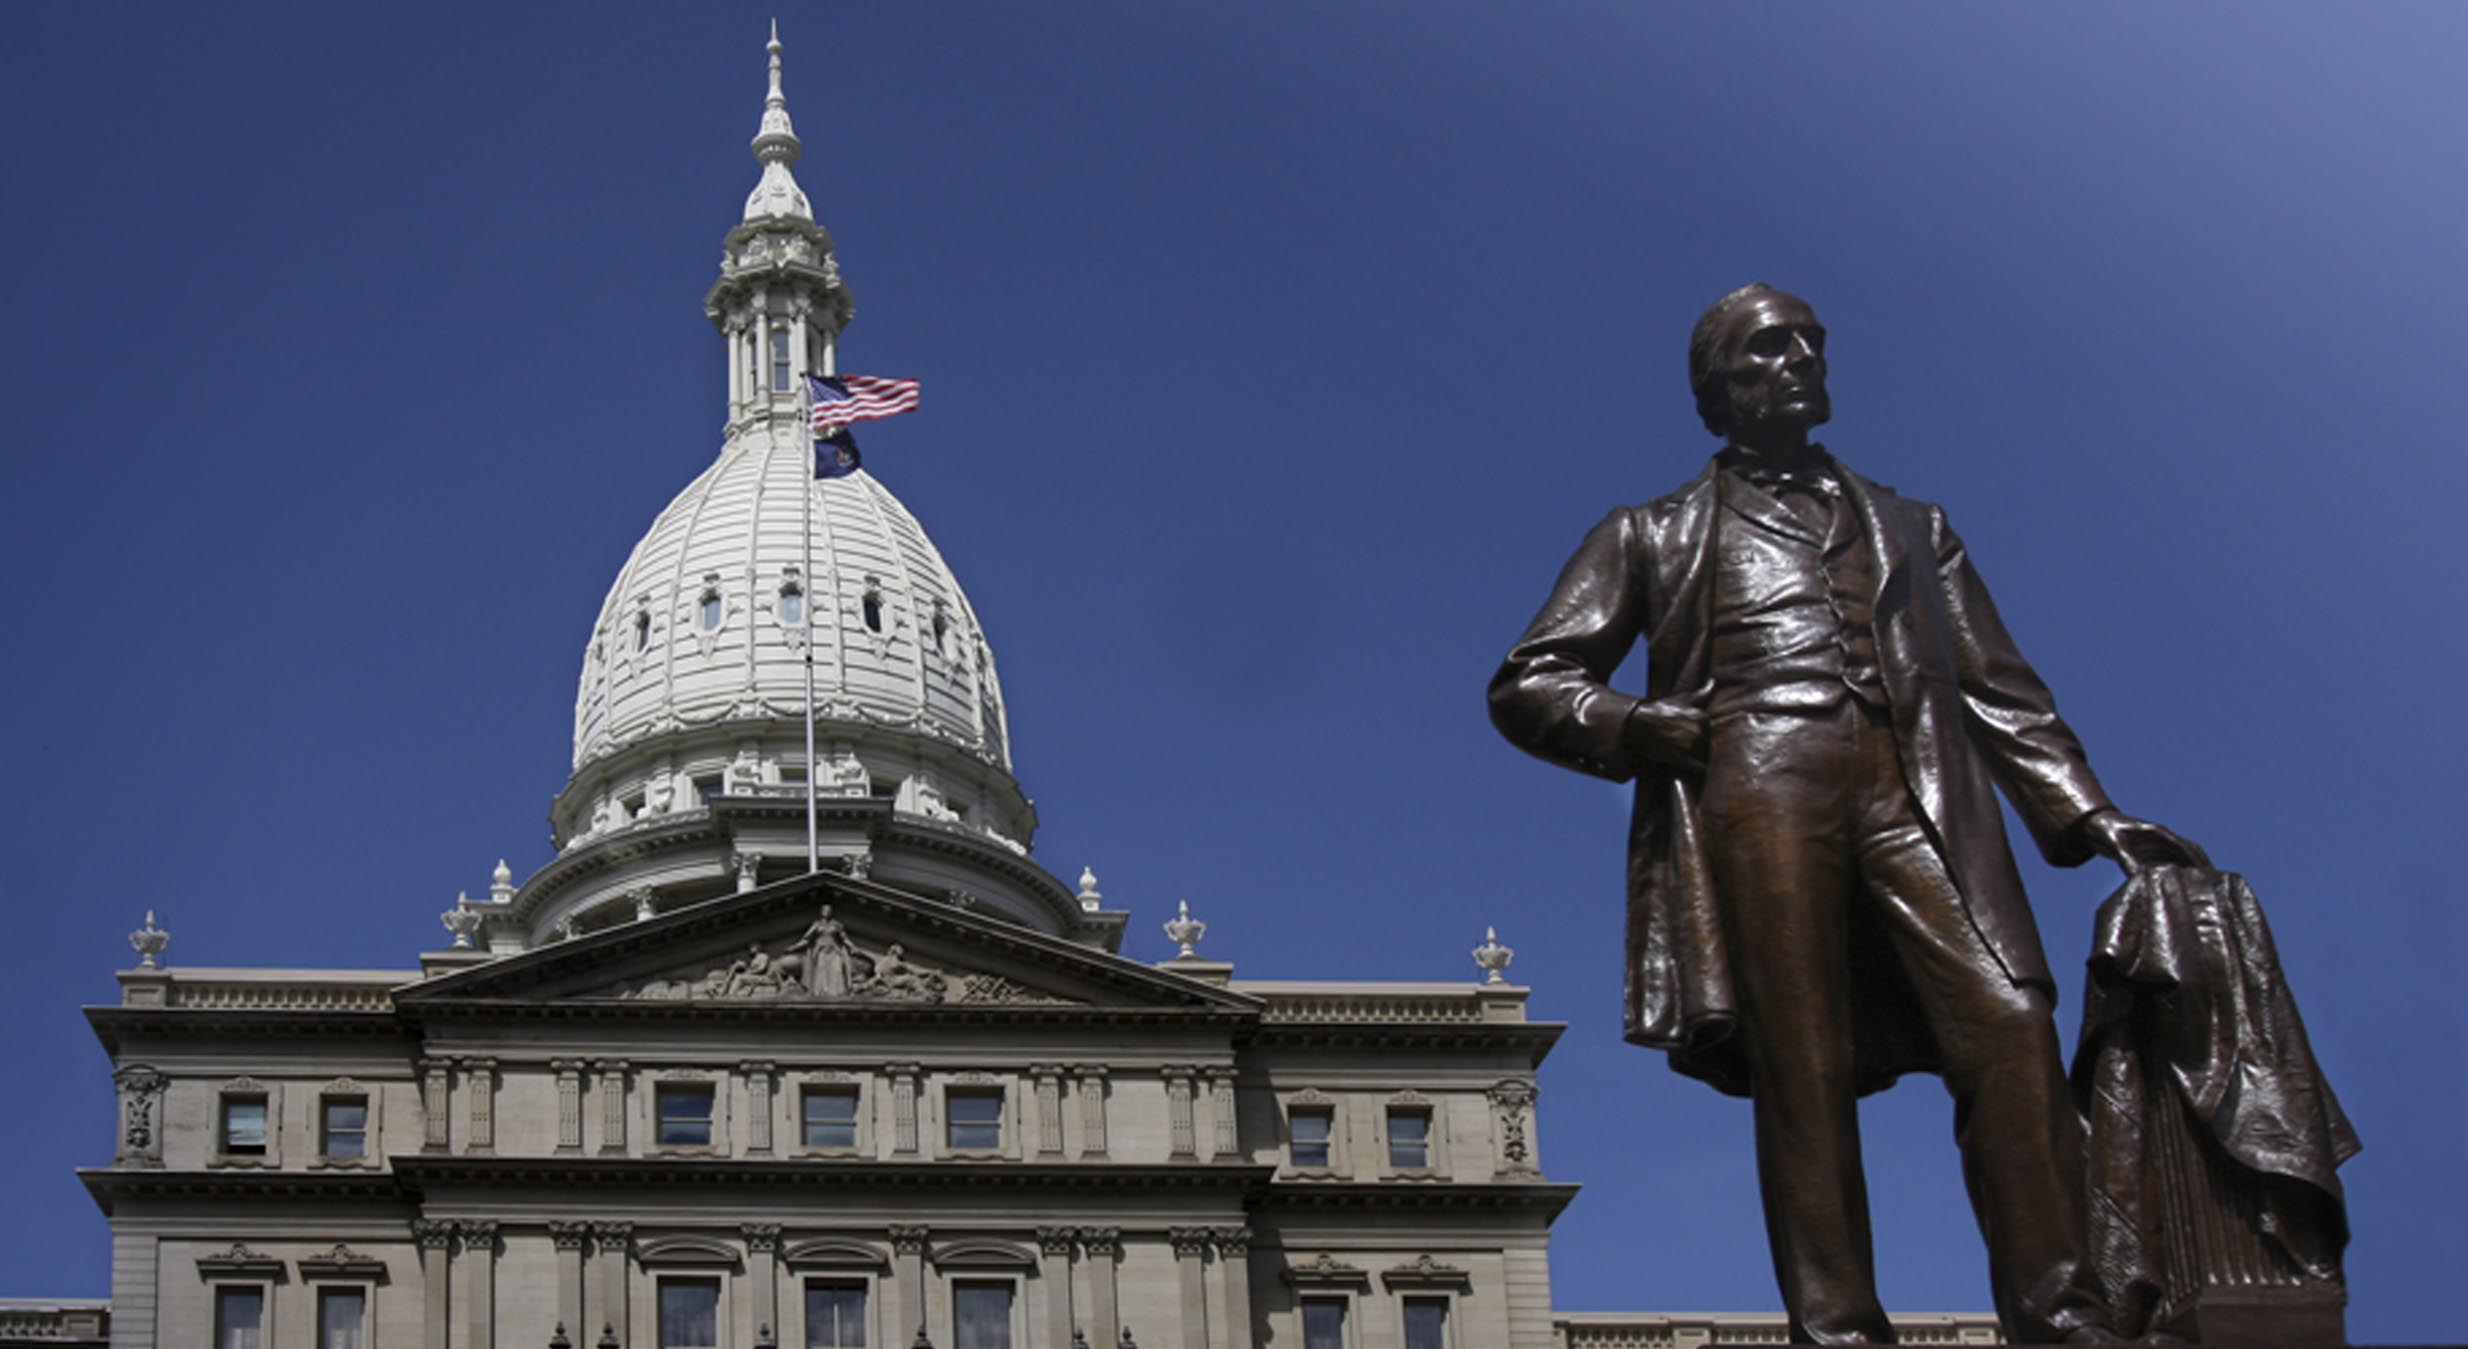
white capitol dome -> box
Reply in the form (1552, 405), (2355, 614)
(479, 31), (1112, 952)
(571, 455), (1011, 781)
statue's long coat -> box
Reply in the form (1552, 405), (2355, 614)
(1489, 458), (2114, 1096)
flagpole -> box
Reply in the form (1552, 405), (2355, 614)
(801, 372), (820, 876)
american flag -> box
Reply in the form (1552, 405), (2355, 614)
(808, 374), (921, 436)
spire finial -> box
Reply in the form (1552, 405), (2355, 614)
(744, 24), (812, 222)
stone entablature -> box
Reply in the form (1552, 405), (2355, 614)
(0, 1300), (109, 1347)
(1554, 1311), (2004, 1346)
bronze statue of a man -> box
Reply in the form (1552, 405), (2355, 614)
(1489, 285), (2206, 1345)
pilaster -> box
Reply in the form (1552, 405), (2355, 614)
(743, 1224), (782, 1337)
(1164, 1067), (1198, 1160)
(419, 1058), (453, 1152)
(547, 1060), (583, 1153)
(1078, 1228), (1121, 1349)
(889, 1063), (921, 1155)
(742, 1062), (777, 1153)
(1213, 1228), (1254, 1349)
(889, 1225), (929, 1340)
(1031, 1065), (1065, 1159)
(596, 1060), (630, 1154)
(1037, 1228), (1076, 1349)
(464, 1058), (497, 1154)
(592, 1221), (632, 1345)
(414, 1220), (456, 1349)
(1169, 1228), (1214, 1349)
(461, 1220), (499, 1349)
(1207, 1068), (1240, 1160)
(550, 1221), (591, 1338)
(1076, 1067), (1110, 1159)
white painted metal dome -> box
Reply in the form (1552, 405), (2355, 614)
(571, 444), (1011, 777)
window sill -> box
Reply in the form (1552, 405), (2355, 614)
(1385, 1165), (1445, 1181)
(207, 1153), (275, 1169)
(1283, 1164), (1344, 1180)
(794, 1146), (866, 1160)
(941, 1146), (1008, 1161)
(308, 1155), (381, 1170)
(645, 1143), (726, 1158)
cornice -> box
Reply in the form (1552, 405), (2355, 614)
(1257, 1180), (1581, 1218)
(84, 1007), (412, 1055)
(80, 1167), (412, 1215)
(393, 1156), (1280, 1198)
(1246, 1021), (1565, 1063)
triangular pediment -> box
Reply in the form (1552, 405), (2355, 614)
(397, 872), (1256, 1014)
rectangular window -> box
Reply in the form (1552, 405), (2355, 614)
(951, 1281), (1013, 1349)
(221, 1097), (269, 1156)
(805, 1280), (869, 1348)
(1387, 1108), (1431, 1169)
(659, 1278), (722, 1349)
(1403, 1297), (1450, 1349)
(803, 1086), (860, 1149)
(321, 1096), (368, 1159)
(771, 328), (793, 392)
(215, 1286), (265, 1349)
(946, 1089), (1003, 1151)
(1290, 1107), (1333, 1169)
(1301, 1297), (1347, 1349)
(656, 1083), (716, 1146)
(318, 1287), (368, 1349)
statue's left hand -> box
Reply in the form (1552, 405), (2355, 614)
(2080, 809), (2212, 877)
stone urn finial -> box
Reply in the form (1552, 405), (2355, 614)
(490, 858), (516, 904)
(1077, 866), (1103, 913)
(440, 895), (484, 949)
(1164, 900), (1206, 958)
(1473, 926), (1515, 984)
(128, 911), (170, 969)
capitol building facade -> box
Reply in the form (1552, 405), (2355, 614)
(24, 34), (1998, 1349)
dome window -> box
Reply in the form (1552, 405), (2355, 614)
(861, 580), (884, 634)
(634, 610), (652, 652)
(770, 327), (792, 393)
(779, 584), (804, 627)
(931, 600), (949, 655)
(699, 593), (723, 632)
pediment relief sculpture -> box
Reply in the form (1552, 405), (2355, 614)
(608, 904), (1072, 1007)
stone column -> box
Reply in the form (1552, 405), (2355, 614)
(553, 1060), (586, 1153)
(1031, 1066), (1065, 1159)
(1076, 1067), (1109, 1159)
(1164, 1068), (1198, 1160)
(1169, 1228), (1213, 1349)
(889, 1225), (929, 1343)
(419, 1058), (454, 1152)
(743, 1224), (781, 1341)
(592, 1222), (632, 1346)
(1036, 1228), (1076, 1349)
(465, 1058), (498, 1154)
(1078, 1228), (1121, 1349)
(1212, 1228), (1254, 1349)
(742, 1062), (776, 1154)
(550, 1222), (591, 1339)
(461, 1220), (499, 1349)
(413, 1220), (456, 1349)
(1207, 1069), (1239, 1160)
(888, 1064), (921, 1156)
(596, 1060), (630, 1154)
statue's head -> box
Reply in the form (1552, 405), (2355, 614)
(1688, 283), (1830, 442)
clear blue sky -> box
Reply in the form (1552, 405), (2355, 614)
(3, 3), (2461, 1340)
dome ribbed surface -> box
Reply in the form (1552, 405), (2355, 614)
(572, 431), (1010, 774)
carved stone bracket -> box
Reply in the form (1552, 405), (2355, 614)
(1036, 1227), (1078, 1257)
(1211, 1227), (1251, 1259)
(1076, 1227), (1121, 1259)
(741, 1224), (782, 1254)
(413, 1220), (459, 1252)
(888, 1225), (930, 1256)
(458, 1220), (501, 1256)
(549, 1222), (593, 1252)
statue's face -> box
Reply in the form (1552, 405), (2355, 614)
(1717, 292), (1830, 442)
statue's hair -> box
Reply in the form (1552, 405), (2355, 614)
(1688, 282), (1785, 437)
